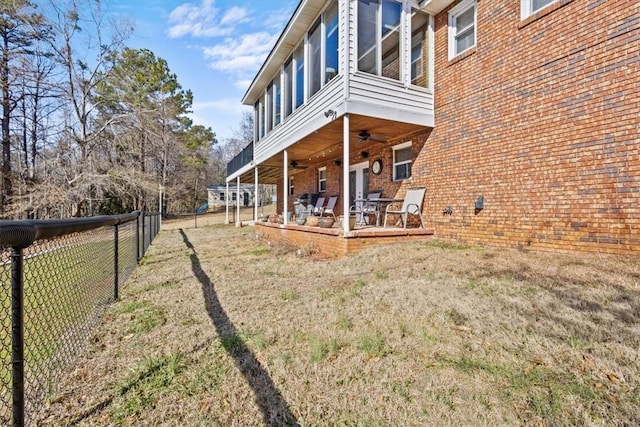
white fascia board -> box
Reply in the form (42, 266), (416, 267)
(419, 0), (455, 15)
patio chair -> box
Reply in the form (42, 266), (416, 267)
(383, 187), (426, 229)
(350, 191), (381, 226)
(321, 195), (338, 221)
(306, 196), (325, 216)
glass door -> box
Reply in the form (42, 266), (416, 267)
(349, 161), (370, 212)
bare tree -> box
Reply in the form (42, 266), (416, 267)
(0, 0), (47, 214)
(44, 0), (132, 215)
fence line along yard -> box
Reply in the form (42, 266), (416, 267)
(0, 211), (161, 427)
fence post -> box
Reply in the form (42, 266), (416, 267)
(114, 225), (119, 301)
(141, 211), (146, 255)
(135, 214), (140, 263)
(11, 247), (24, 427)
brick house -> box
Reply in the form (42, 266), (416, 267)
(226, 0), (639, 255)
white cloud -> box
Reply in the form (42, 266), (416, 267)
(220, 6), (249, 26)
(264, 6), (295, 32)
(168, 0), (237, 38)
(203, 32), (277, 75)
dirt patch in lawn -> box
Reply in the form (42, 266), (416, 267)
(37, 216), (639, 426)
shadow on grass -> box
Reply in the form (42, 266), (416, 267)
(179, 229), (298, 426)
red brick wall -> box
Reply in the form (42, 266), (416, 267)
(409, 0), (639, 254)
(276, 0), (639, 255)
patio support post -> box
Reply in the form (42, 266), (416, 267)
(254, 167), (259, 222)
(236, 176), (241, 227)
(283, 150), (289, 225)
(225, 182), (230, 224)
(342, 114), (350, 234)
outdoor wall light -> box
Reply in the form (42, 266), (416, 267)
(360, 151), (369, 159)
(334, 159), (342, 166)
(324, 109), (336, 119)
(475, 195), (484, 214)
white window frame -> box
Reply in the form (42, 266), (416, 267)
(448, 0), (476, 60)
(521, 0), (556, 20)
(289, 176), (294, 196)
(318, 167), (327, 192)
(220, 192), (225, 201)
(392, 141), (412, 182)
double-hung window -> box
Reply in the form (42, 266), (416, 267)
(289, 177), (294, 196)
(448, 0), (476, 60)
(521, 0), (556, 19)
(393, 142), (412, 181)
(318, 167), (327, 192)
(220, 192), (225, 201)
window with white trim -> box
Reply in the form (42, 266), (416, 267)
(283, 57), (293, 118)
(393, 142), (412, 181)
(318, 167), (327, 192)
(220, 192), (225, 201)
(324, 0), (339, 83)
(266, 84), (273, 132)
(521, 0), (556, 19)
(357, 0), (402, 80)
(289, 176), (294, 196)
(294, 44), (305, 109)
(273, 77), (281, 127)
(411, 32), (423, 85)
(308, 18), (322, 97)
(448, 0), (476, 60)
(232, 192), (237, 201)
(410, 8), (429, 87)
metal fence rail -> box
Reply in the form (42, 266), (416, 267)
(0, 211), (161, 426)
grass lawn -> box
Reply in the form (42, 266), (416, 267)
(36, 212), (639, 426)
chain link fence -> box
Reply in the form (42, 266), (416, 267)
(0, 211), (161, 426)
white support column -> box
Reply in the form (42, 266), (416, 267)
(342, 114), (350, 234)
(283, 150), (289, 225)
(236, 176), (241, 227)
(225, 182), (230, 224)
(254, 167), (259, 222)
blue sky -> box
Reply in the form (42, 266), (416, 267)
(110, 0), (299, 141)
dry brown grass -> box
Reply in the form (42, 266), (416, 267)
(37, 212), (639, 426)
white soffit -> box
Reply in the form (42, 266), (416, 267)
(419, 0), (455, 15)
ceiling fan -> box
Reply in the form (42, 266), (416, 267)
(357, 130), (387, 143)
(289, 160), (309, 169)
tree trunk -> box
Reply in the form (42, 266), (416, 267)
(1, 34), (12, 211)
